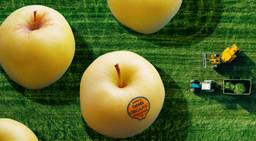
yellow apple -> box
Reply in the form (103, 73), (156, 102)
(80, 51), (165, 138)
(0, 118), (38, 141)
(107, 0), (182, 34)
(0, 5), (75, 89)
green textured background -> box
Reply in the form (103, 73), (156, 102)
(0, 0), (256, 140)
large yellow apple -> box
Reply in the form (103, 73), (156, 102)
(0, 5), (75, 89)
(0, 118), (38, 141)
(80, 51), (165, 138)
(107, 0), (183, 34)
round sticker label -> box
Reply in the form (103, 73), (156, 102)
(127, 96), (150, 120)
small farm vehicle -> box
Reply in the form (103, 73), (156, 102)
(191, 80), (215, 92)
(202, 44), (240, 68)
(191, 79), (252, 95)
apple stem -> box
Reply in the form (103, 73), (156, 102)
(115, 64), (124, 88)
(34, 11), (37, 22)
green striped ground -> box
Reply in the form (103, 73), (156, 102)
(0, 0), (256, 140)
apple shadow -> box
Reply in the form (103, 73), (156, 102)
(85, 67), (190, 141)
(195, 52), (256, 113)
(3, 27), (94, 105)
(114, 0), (223, 48)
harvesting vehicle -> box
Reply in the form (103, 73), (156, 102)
(205, 44), (240, 68)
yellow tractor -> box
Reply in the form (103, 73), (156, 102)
(208, 44), (240, 68)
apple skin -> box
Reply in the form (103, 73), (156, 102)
(0, 118), (38, 141)
(80, 51), (165, 138)
(0, 5), (75, 89)
(107, 0), (182, 34)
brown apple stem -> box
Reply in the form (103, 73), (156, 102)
(34, 11), (37, 22)
(115, 64), (124, 88)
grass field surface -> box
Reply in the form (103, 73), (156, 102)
(0, 0), (256, 140)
